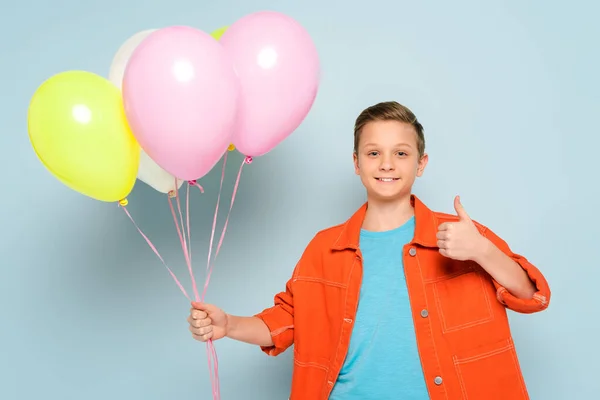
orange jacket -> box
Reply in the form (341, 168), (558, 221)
(255, 195), (550, 400)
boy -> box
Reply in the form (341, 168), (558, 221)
(187, 101), (551, 399)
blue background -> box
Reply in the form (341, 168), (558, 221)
(1, 0), (598, 399)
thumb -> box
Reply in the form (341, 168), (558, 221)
(191, 301), (219, 314)
(454, 195), (471, 221)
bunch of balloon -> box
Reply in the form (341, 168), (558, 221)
(27, 10), (320, 400)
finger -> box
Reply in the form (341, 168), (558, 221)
(439, 248), (450, 258)
(190, 325), (213, 336)
(191, 301), (203, 309)
(454, 195), (471, 221)
(191, 302), (219, 315)
(191, 330), (213, 342)
(436, 230), (449, 240)
(438, 222), (452, 231)
(189, 324), (210, 336)
(191, 309), (208, 319)
(193, 317), (212, 328)
(437, 239), (448, 249)
(192, 331), (214, 342)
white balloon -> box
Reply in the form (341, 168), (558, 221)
(138, 150), (184, 194)
(109, 29), (184, 195)
(109, 29), (156, 90)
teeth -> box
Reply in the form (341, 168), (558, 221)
(378, 178), (395, 182)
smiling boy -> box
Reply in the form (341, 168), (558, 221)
(188, 101), (550, 399)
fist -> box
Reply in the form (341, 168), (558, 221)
(436, 196), (485, 261)
(187, 302), (228, 342)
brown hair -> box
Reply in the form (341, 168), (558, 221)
(353, 101), (425, 157)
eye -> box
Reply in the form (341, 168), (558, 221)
(397, 151), (408, 156)
(367, 151), (379, 156)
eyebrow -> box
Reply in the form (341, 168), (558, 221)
(363, 142), (414, 148)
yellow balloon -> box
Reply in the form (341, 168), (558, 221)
(210, 26), (228, 40)
(28, 70), (140, 203)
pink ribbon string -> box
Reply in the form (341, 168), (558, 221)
(198, 152), (229, 400)
(120, 205), (190, 300)
(168, 195), (200, 302)
(205, 152), (228, 288)
(202, 156), (250, 301)
(187, 180), (205, 264)
(200, 154), (251, 399)
(120, 154), (250, 400)
(168, 180), (221, 399)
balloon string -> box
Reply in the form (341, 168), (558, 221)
(186, 182), (194, 262)
(187, 183), (191, 263)
(198, 152), (228, 400)
(182, 178), (221, 399)
(121, 153), (249, 400)
(168, 195), (199, 302)
(207, 340), (219, 398)
(175, 186), (189, 262)
(120, 179), (220, 399)
(205, 152), (228, 280)
(120, 205), (190, 300)
(168, 179), (220, 399)
(202, 156), (250, 300)
(183, 179), (204, 265)
(201, 154), (251, 400)
(188, 180), (205, 194)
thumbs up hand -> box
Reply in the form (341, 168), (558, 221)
(436, 196), (486, 261)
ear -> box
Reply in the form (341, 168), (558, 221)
(416, 153), (428, 177)
(353, 152), (360, 175)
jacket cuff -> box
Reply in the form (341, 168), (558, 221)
(254, 306), (294, 356)
(493, 254), (550, 314)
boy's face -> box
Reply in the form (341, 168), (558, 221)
(353, 120), (428, 203)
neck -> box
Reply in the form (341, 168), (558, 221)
(362, 194), (415, 232)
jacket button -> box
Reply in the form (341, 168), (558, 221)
(434, 376), (443, 385)
(344, 318), (353, 324)
(420, 309), (428, 318)
(327, 381), (334, 386)
(409, 247), (417, 256)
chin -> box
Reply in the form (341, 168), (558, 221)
(368, 189), (407, 203)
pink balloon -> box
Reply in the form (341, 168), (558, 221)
(220, 11), (320, 157)
(122, 26), (240, 181)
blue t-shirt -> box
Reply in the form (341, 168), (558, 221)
(329, 216), (429, 399)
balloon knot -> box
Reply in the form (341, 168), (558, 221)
(118, 198), (128, 207)
(168, 190), (177, 198)
(188, 180), (197, 186)
(244, 156), (253, 164)
(227, 144), (235, 152)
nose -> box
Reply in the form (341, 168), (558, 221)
(379, 154), (395, 171)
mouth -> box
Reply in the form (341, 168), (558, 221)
(375, 177), (399, 182)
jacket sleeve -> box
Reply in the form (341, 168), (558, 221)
(254, 271), (297, 356)
(480, 225), (551, 314)
(254, 234), (323, 356)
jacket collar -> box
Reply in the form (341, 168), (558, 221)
(331, 194), (439, 250)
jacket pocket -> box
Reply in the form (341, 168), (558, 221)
(433, 268), (494, 332)
(453, 339), (529, 400)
